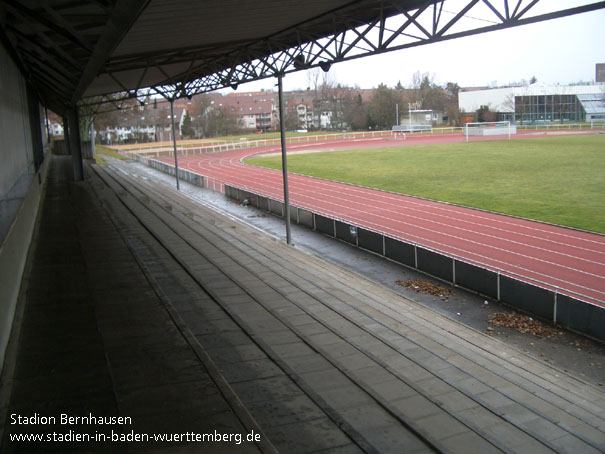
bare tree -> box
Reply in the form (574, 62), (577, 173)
(307, 68), (342, 129)
(502, 93), (516, 124)
(207, 105), (238, 137)
(368, 84), (402, 129)
(188, 94), (213, 137)
(444, 82), (461, 125)
(410, 71), (448, 112)
(341, 89), (369, 130)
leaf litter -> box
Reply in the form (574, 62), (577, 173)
(488, 312), (561, 339)
(395, 279), (453, 299)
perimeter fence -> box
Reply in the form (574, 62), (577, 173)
(117, 123), (605, 159)
(117, 129), (463, 158)
(222, 185), (605, 342)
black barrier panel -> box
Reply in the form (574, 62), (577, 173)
(290, 206), (297, 222)
(417, 248), (453, 282)
(455, 261), (498, 299)
(335, 221), (357, 245)
(158, 162), (174, 176)
(315, 215), (334, 236)
(358, 229), (383, 255)
(224, 185), (233, 199)
(384, 237), (414, 267)
(270, 200), (284, 217)
(556, 295), (605, 341)
(298, 209), (313, 228)
(148, 161), (204, 189)
(500, 276), (554, 319)
(248, 193), (259, 208)
(259, 196), (269, 212)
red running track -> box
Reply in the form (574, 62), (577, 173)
(157, 132), (605, 306)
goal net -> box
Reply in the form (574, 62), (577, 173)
(464, 121), (516, 142)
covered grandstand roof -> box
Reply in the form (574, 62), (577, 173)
(0, 0), (603, 113)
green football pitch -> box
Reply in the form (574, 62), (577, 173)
(246, 134), (605, 233)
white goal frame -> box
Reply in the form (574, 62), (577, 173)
(465, 121), (515, 142)
(590, 119), (605, 130)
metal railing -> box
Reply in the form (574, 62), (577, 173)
(132, 151), (605, 336)
(117, 128), (474, 158)
(281, 201), (605, 313)
(115, 123), (605, 159)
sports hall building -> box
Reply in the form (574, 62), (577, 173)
(459, 83), (605, 124)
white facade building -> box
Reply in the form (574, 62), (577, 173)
(459, 84), (605, 123)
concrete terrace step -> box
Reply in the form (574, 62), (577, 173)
(92, 165), (430, 453)
(90, 161), (604, 453)
(110, 162), (605, 417)
(0, 156), (267, 453)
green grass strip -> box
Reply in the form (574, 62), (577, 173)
(246, 135), (605, 233)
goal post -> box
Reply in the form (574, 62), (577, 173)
(590, 118), (605, 130)
(464, 121), (516, 142)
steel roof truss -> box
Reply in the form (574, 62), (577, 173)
(4, 0), (92, 52)
(79, 0), (604, 110)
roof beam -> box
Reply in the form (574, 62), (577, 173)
(3, 0), (92, 52)
(81, 0), (604, 111)
(71, 0), (150, 103)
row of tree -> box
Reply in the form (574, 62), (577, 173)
(367, 74), (461, 130)
(283, 70), (461, 132)
(87, 71), (463, 142)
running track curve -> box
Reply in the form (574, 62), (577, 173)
(157, 132), (605, 306)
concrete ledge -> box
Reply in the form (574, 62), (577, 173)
(0, 154), (51, 368)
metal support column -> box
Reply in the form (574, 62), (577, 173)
(90, 121), (96, 159)
(277, 74), (292, 244)
(66, 107), (84, 181)
(170, 99), (181, 190)
(44, 106), (51, 145)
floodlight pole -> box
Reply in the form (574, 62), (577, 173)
(277, 74), (292, 245)
(169, 98), (181, 190)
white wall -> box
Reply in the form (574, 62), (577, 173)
(0, 44), (34, 198)
(0, 42), (48, 370)
(459, 84), (605, 113)
(459, 87), (515, 113)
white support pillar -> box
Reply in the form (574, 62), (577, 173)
(170, 99), (181, 190)
(277, 74), (292, 245)
(66, 107), (84, 181)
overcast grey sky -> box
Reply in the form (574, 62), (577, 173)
(233, 1), (604, 92)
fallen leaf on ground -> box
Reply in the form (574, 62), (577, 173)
(395, 279), (453, 298)
(488, 312), (559, 339)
